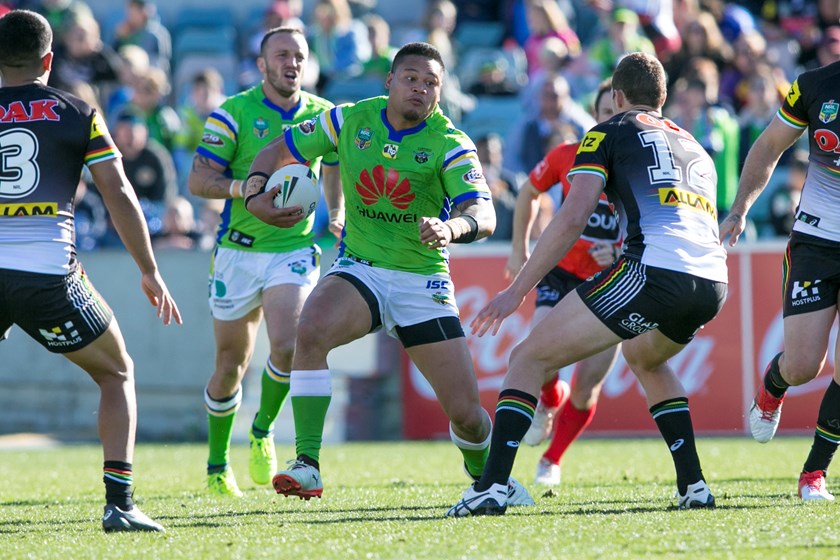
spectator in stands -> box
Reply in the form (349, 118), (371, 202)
(74, 175), (109, 252)
(241, 1), (314, 90)
(308, 0), (371, 90)
(361, 13), (397, 79)
(111, 110), (177, 239)
(506, 73), (595, 174)
(475, 132), (524, 241)
(737, 64), (786, 169)
(523, 0), (580, 78)
(153, 195), (202, 250)
(173, 68), (226, 195)
(664, 10), (731, 90)
(768, 149), (809, 238)
(34, 0), (93, 46)
(666, 75), (740, 217)
(50, 15), (122, 108)
(719, 30), (771, 113)
(586, 7), (656, 80)
(125, 66), (181, 152)
(467, 55), (520, 97)
(113, 0), (172, 75)
(106, 44), (149, 123)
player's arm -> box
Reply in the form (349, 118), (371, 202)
(322, 163), (344, 239)
(505, 179), (542, 280)
(471, 174), (601, 337)
(89, 159), (182, 326)
(720, 116), (803, 246)
(420, 196), (496, 249)
(188, 152), (242, 199)
(243, 132), (308, 228)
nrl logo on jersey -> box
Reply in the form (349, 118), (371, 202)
(355, 127), (372, 149)
(383, 144), (399, 159)
(253, 117), (269, 138)
(462, 167), (484, 184)
(820, 100), (838, 124)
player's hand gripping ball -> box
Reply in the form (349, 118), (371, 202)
(268, 163), (320, 218)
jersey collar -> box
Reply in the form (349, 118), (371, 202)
(262, 95), (302, 120)
(381, 108), (427, 142)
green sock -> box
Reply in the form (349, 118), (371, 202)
(252, 361), (291, 435)
(450, 417), (491, 480)
(292, 395), (331, 463)
(205, 388), (242, 469)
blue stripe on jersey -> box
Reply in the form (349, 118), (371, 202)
(196, 146), (230, 168)
(263, 97), (301, 120)
(216, 199), (232, 246)
(380, 108), (427, 141)
(451, 191), (491, 207)
(322, 159), (339, 166)
(208, 110), (238, 140)
(329, 108), (342, 140)
(442, 148), (472, 169)
(284, 128), (308, 163)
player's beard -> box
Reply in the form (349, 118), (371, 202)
(266, 67), (298, 100)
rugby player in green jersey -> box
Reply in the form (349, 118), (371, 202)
(187, 27), (342, 497)
(242, 41), (534, 506)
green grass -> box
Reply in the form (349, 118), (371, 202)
(0, 438), (838, 559)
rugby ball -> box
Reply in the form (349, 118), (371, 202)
(268, 163), (319, 218)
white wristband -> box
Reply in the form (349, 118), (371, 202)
(229, 180), (238, 198)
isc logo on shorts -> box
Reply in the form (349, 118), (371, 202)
(39, 321), (81, 347)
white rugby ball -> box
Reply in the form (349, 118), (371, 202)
(268, 163), (319, 217)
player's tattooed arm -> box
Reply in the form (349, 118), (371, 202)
(187, 154), (239, 199)
(448, 197), (496, 243)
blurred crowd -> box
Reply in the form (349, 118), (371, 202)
(1, 0), (836, 249)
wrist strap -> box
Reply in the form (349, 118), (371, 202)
(243, 172), (270, 210)
(449, 214), (479, 244)
(229, 179), (238, 199)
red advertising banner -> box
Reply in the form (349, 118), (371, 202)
(401, 245), (832, 439)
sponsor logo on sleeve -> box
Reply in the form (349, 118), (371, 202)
(298, 118), (317, 135)
(201, 133), (223, 146)
(577, 131), (606, 153)
(462, 167), (483, 184)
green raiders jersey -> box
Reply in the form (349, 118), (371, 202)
(196, 85), (337, 252)
(285, 96), (491, 274)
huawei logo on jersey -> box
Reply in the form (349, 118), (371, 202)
(356, 164), (415, 209)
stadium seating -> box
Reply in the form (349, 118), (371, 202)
(173, 52), (239, 104)
(458, 95), (524, 140)
(455, 21), (505, 50)
(321, 77), (388, 105)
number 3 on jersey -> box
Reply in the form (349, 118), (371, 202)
(0, 128), (40, 198)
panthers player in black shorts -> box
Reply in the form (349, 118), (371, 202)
(0, 10), (181, 531)
(449, 52), (728, 516)
(721, 51), (840, 502)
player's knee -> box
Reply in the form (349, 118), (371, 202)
(449, 406), (487, 438)
(783, 359), (822, 386)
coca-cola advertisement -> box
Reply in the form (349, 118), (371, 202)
(401, 244), (834, 439)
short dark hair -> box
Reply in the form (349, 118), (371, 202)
(0, 10), (52, 69)
(259, 26), (306, 59)
(390, 42), (445, 74)
(612, 52), (667, 109)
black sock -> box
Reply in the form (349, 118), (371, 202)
(650, 398), (703, 495)
(763, 352), (789, 398)
(297, 454), (320, 471)
(103, 461), (134, 510)
(803, 380), (840, 474)
(475, 389), (537, 492)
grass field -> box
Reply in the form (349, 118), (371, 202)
(0, 437), (838, 559)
